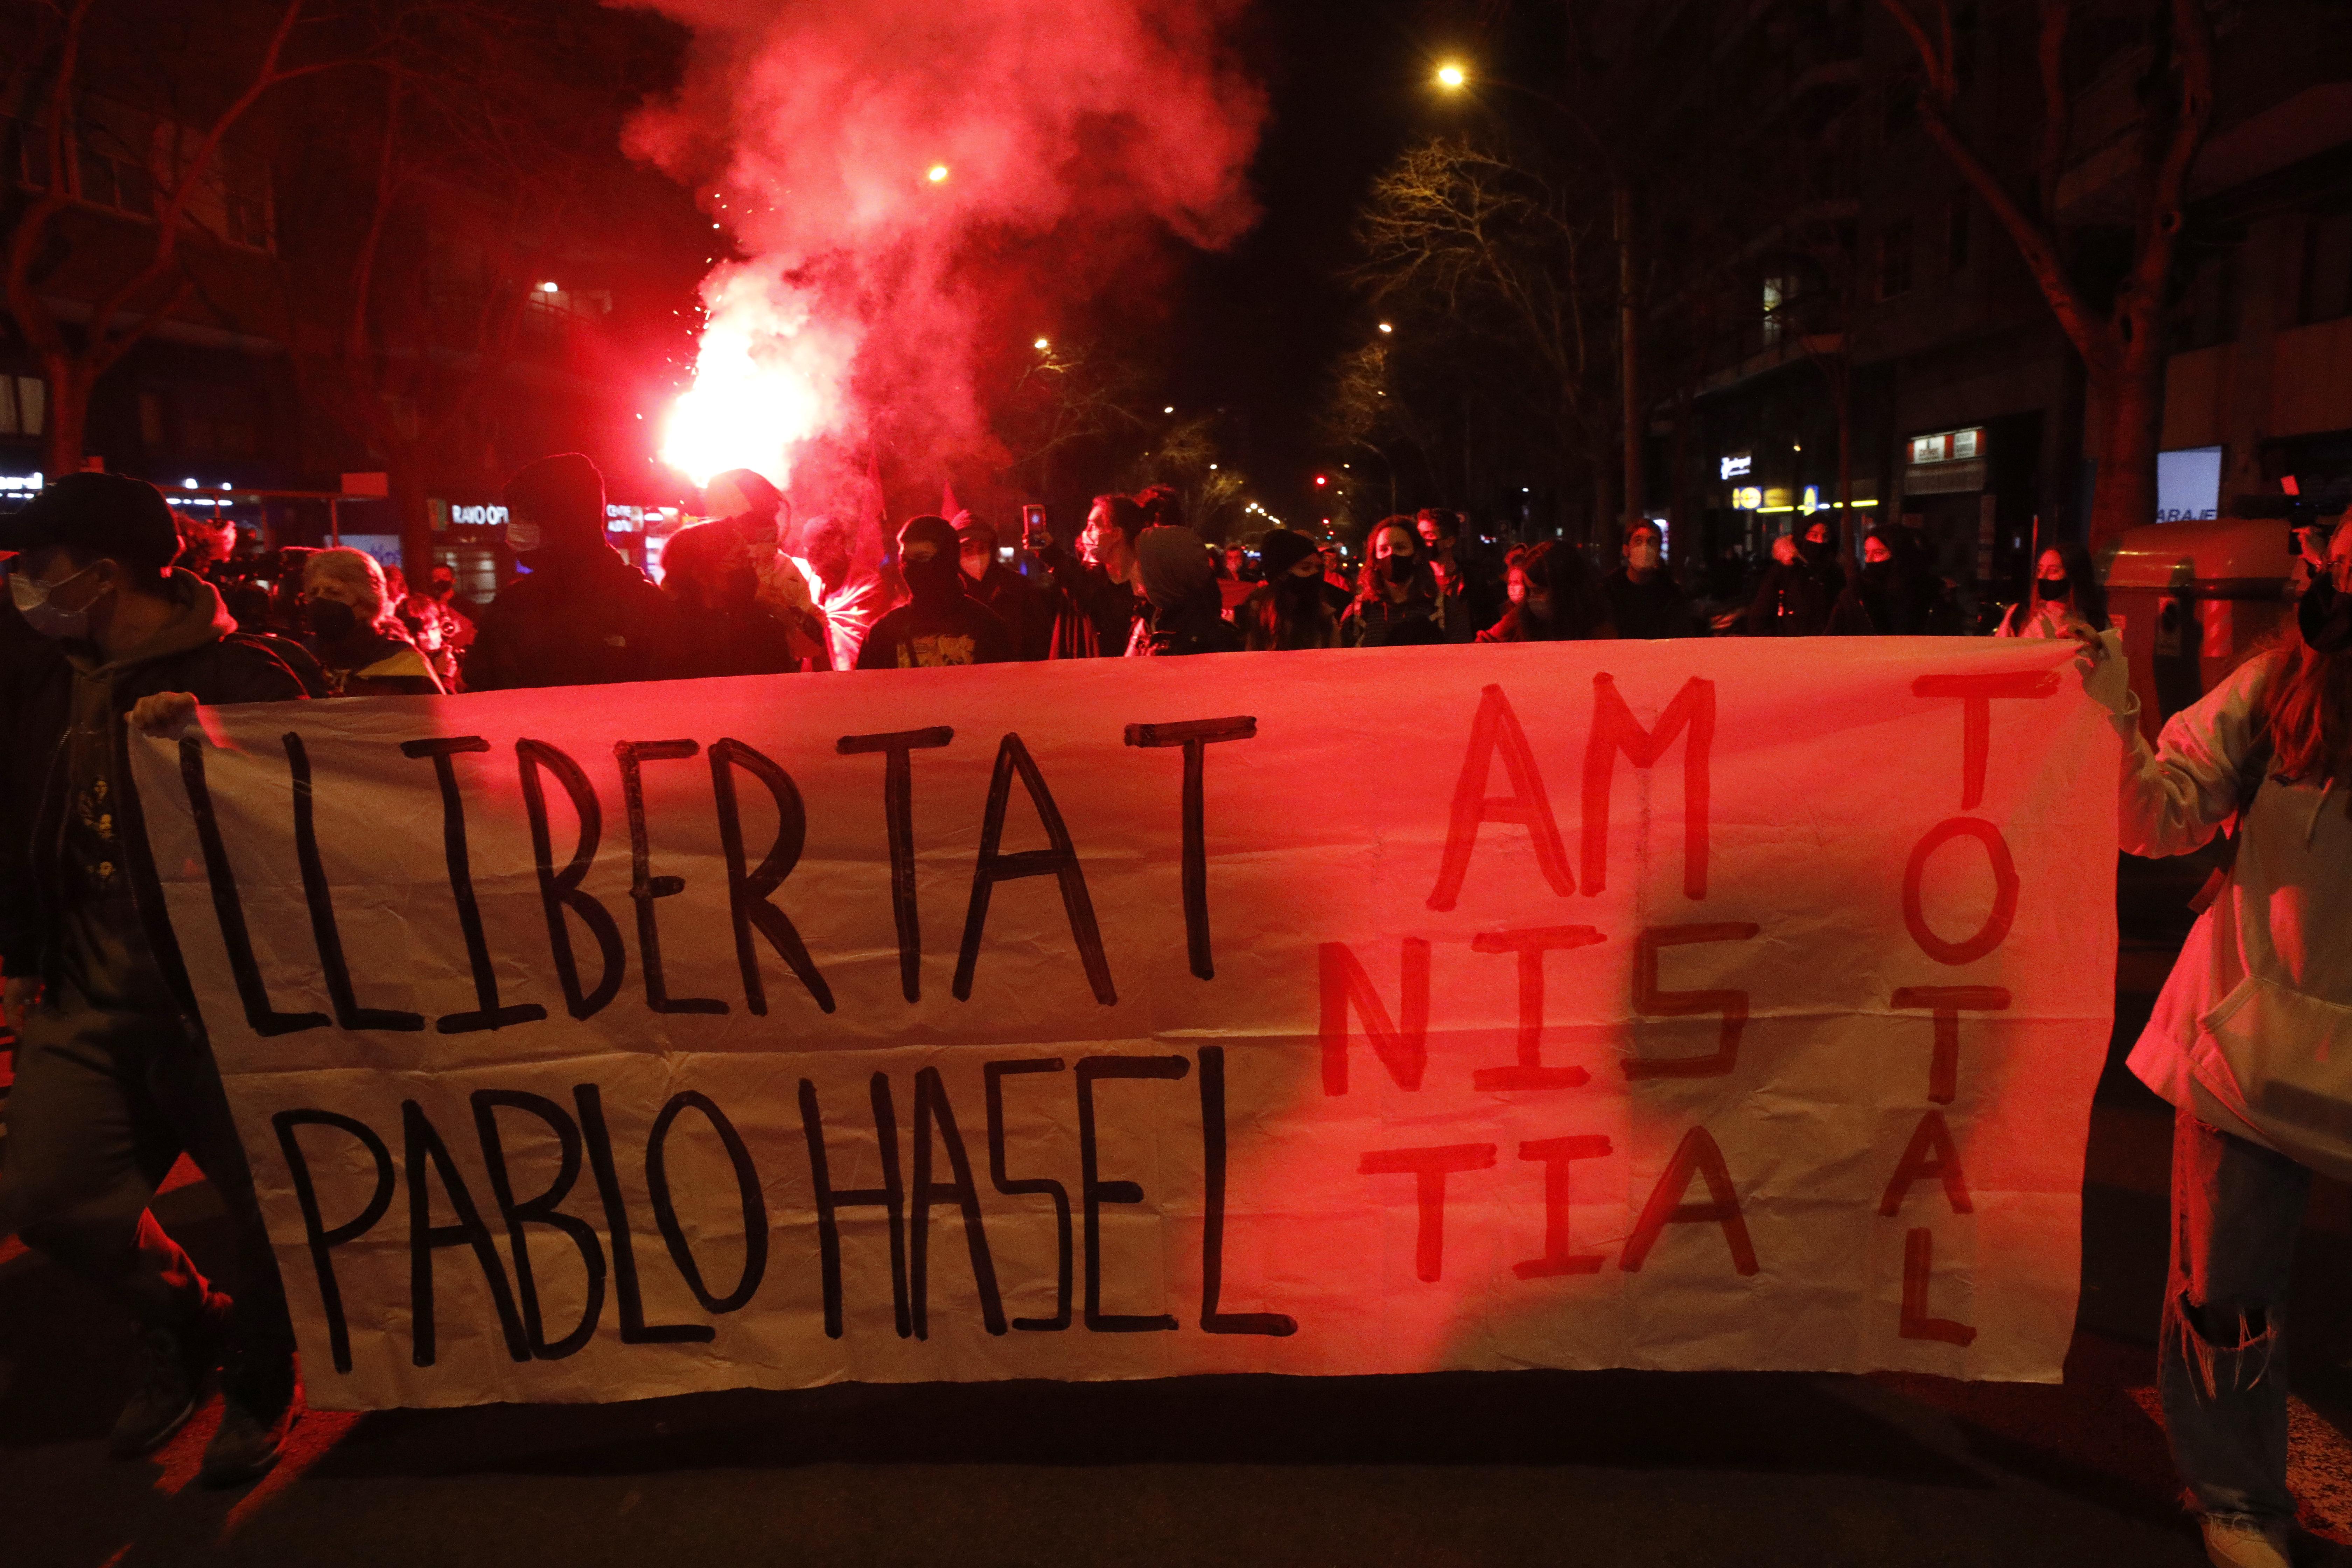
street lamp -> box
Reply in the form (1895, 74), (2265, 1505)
(1435, 62), (1467, 90)
(927, 164), (950, 183)
(1377, 321), (1393, 334)
(1034, 337), (1050, 350)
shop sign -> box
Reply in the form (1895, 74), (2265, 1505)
(1719, 453), (1753, 480)
(1909, 428), (1985, 466)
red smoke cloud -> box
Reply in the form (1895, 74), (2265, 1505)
(627, 0), (1264, 512)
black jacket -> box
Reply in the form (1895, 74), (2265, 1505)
(465, 546), (676, 691)
(2, 573), (306, 1002)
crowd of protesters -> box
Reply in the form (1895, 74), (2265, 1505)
(121, 452), (2133, 702)
(4, 455), (2346, 1568)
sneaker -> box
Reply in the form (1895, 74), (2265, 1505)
(2202, 1516), (2293, 1568)
(107, 1290), (231, 1459)
(198, 1353), (303, 1489)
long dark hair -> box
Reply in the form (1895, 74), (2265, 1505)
(1514, 541), (1611, 639)
(2014, 540), (2108, 631)
(2259, 587), (2352, 796)
(1355, 519), (1436, 606)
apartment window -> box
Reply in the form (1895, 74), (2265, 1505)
(73, 122), (155, 218)
(1876, 218), (1914, 301)
(1761, 275), (1797, 345)
(1947, 198), (1972, 274)
(0, 375), (47, 438)
(178, 384), (258, 460)
(2304, 210), (2352, 324)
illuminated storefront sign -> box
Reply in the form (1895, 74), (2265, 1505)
(1908, 427), (1983, 466)
(0, 471), (43, 493)
(2155, 446), (2221, 522)
(1719, 452), (1753, 480)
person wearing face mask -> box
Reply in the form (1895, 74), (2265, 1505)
(1343, 519), (1446, 647)
(298, 549), (442, 697)
(1414, 509), (1501, 643)
(1028, 493), (1145, 658)
(2072, 518), (2352, 1568)
(854, 516), (1015, 669)
(1238, 527), (1342, 651)
(662, 468), (833, 676)
(1130, 524), (1244, 657)
(0, 473), (313, 1488)
(404, 562), (476, 688)
(1477, 541), (1616, 642)
(1601, 519), (1695, 639)
(1995, 542), (2107, 639)
(464, 453), (677, 691)
(953, 511), (1051, 661)
(1828, 530), (1911, 635)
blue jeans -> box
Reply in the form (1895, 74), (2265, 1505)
(2160, 1108), (2312, 1525)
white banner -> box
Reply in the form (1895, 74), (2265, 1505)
(129, 638), (2116, 1409)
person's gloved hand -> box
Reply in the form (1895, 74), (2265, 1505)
(2072, 628), (2130, 717)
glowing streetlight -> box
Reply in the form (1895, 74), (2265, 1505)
(926, 164), (950, 183)
(1034, 336), (1050, 350)
(1162, 405), (1174, 414)
(1377, 321), (1393, 334)
(1435, 62), (1467, 90)
(539, 281), (559, 293)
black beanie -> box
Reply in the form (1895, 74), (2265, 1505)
(1257, 528), (1320, 580)
(504, 453), (605, 553)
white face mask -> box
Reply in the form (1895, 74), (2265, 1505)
(10, 560), (105, 640)
(506, 520), (543, 554)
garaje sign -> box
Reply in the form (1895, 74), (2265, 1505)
(130, 640), (2116, 1410)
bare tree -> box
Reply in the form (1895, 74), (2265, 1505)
(3, 0), (338, 475)
(1348, 135), (1619, 538)
(1878, 0), (2214, 545)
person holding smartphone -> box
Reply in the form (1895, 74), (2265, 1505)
(1025, 495), (1145, 658)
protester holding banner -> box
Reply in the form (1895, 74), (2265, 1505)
(854, 516), (1015, 669)
(2085, 518), (2352, 1568)
(0, 473), (310, 1488)
(299, 548), (443, 697)
(467, 453), (677, 692)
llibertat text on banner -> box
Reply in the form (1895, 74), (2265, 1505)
(126, 638), (2118, 1410)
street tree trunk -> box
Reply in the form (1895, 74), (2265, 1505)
(1879, 0), (2212, 549)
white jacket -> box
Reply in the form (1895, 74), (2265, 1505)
(2119, 652), (2352, 1161)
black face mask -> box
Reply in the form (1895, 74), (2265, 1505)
(1384, 553), (1417, 583)
(2036, 576), (2071, 601)
(1279, 573), (1322, 601)
(307, 599), (358, 640)
(901, 552), (961, 601)
(1863, 560), (1897, 583)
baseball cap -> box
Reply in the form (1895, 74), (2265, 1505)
(0, 473), (179, 576)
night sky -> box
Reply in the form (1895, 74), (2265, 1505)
(1168, 0), (1468, 512)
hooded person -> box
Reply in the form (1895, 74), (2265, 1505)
(1238, 527), (1340, 651)
(954, 511), (1051, 661)
(0, 472), (313, 1486)
(787, 509), (902, 671)
(661, 468), (831, 675)
(298, 547), (442, 696)
(855, 515), (1015, 669)
(1130, 524), (1242, 657)
(1830, 528), (1910, 635)
(464, 453), (676, 691)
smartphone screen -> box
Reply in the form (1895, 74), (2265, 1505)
(1022, 504), (1047, 546)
